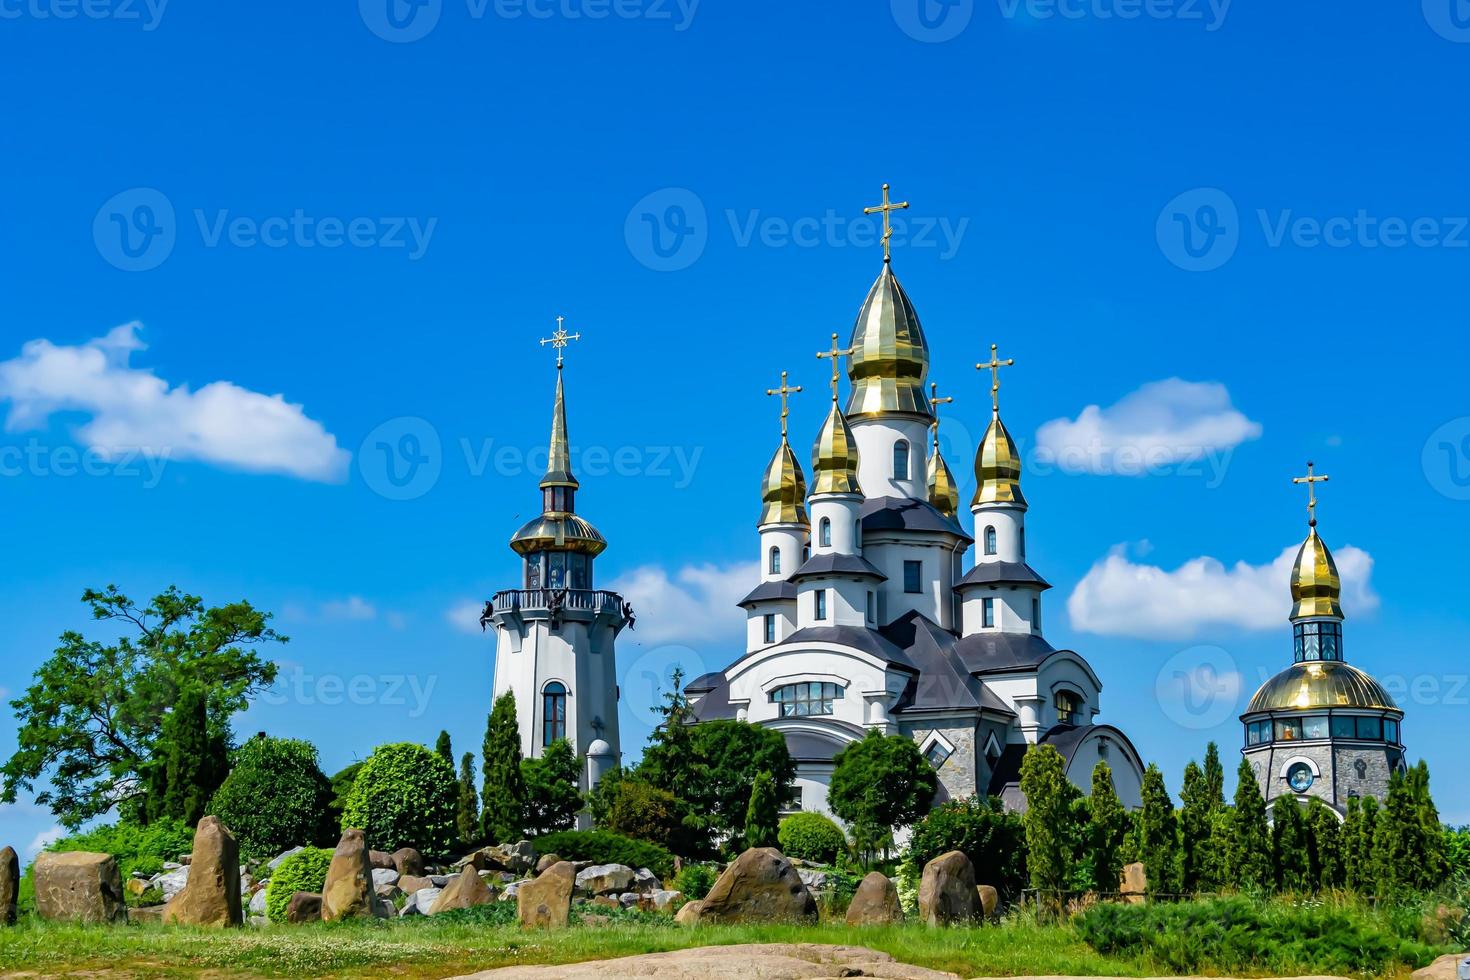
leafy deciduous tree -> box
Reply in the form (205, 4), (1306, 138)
(829, 728), (937, 866)
(208, 735), (334, 859)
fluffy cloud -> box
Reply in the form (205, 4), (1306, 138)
(446, 599), (489, 635)
(0, 323), (348, 481)
(26, 825), (64, 862)
(1035, 379), (1261, 477)
(606, 562), (755, 647)
(320, 596), (377, 621)
(1068, 543), (1378, 640)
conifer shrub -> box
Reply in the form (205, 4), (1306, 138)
(777, 812), (847, 864)
(264, 847), (333, 923)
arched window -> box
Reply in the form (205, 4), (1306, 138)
(893, 440), (910, 480)
(819, 517), (832, 548)
(769, 547), (781, 575)
(984, 526), (998, 555)
(769, 681), (843, 717)
(1055, 689), (1080, 726)
(542, 682), (567, 747)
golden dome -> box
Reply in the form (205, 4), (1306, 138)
(509, 513), (607, 557)
(1290, 528), (1343, 620)
(1246, 660), (1399, 713)
(844, 263), (932, 421)
(972, 415), (1027, 510)
(811, 402), (861, 495)
(760, 438), (809, 526)
(927, 445), (960, 518)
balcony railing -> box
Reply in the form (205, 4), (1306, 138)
(490, 588), (624, 617)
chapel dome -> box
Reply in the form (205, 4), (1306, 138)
(509, 513), (607, 557)
(844, 263), (932, 421)
(1245, 660), (1399, 714)
(972, 415), (1027, 510)
(811, 402), (861, 495)
(1291, 528), (1343, 620)
(760, 439), (809, 526)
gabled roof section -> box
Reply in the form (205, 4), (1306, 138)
(860, 496), (971, 542)
(738, 580), (798, 608)
(881, 610), (1000, 714)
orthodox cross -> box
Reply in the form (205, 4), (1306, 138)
(1292, 461), (1330, 528)
(539, 315), (582, 368)
(863, 182), (910, 262)
(765, 370), (802, 439)
(816, 332), (856, 403)
(976, 343), (1015, 414)
(928, 381), (954, 451)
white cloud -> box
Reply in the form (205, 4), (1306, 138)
(1035, 379), (1261, 477)
(26, 825), (64, 861)
(321, 596), (377, 621)
(0, 323), (349, 481)
(606, 562), (755, 646)
(446, 599), (488, 635)
(1068, 543), (1378, 641)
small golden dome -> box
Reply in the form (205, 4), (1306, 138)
(927, 446), (960, 518)
(811, 403), (862, 496)
(1290, 528), (1343, 620)
(760, 438), (809, 526)
(844, 263), (932, 421)
(509, 513), (607, 557)
(1246, 660), (1398, 713)
(972, 415), (1027, 510)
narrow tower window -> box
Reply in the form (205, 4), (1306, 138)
(764, 613), (776, 644)
(542, 682), (567, 747)
(1032, 596), (1040, 631)
(819, 517), (832, 548)
(893, 440), (910, 480)
(903, 560), (922, 593)
(984, 526), (998, 555)
(1055, 690), (1080, 726)
(982, 597), (995, 628)
(814, 590), (828, 621)
(769, 547), (781, 575)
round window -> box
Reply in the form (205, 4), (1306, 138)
(1287, 762), (1315, 793)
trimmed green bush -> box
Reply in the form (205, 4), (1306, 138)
(265, 847), (333, 924)
(672, 862), (717, 900)
(777, 812), (846, 864)
(532, 830), (674, 879)
(208, 736), (335, 859)
(341, 742), (458, 854)
(905, 795), (1027, 900)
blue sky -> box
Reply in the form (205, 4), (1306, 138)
(4, 0), (1470, 855)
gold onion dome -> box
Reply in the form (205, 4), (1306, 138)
(1290, 528), (1343, 620)
(844, 263), (933, 421)
(1246, 660), (1399, 713)
(927, 446), (960, 518)
(972, 415), (1027, 510)
(760, 438), (809, 526)
(812, 403), (862, 495)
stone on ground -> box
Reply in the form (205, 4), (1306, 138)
(575, 863), (636, 896)
(517, 860), (574, 928)
(977, 884), (999, 920)
(393, 847), (425, 877)
(687, 847), (816, 926)
(128, 905), (167, 924)
(286, 891), (323, 923)
(674, 899), (704, 925)
(34, 851), (126, 924)
(447, 943), (960, 979)
(1412, 954), (1470, 980)
(918, 850), (979, 926)
(322, 829), (375, 921)
(400, 874), (434, 895)
(155, 865), (190, 902)
(846, 871), (902, 925)
(0, 846), (18, 926)
(460, 841), (538, 876)
(1119, 862), (1147, 904)
(535, 853), (562, 874)
(165, 816), (243, 927)
(268, 846), (305, 871)
(432, 868), (497, 913)
(369, 849), (397, 870)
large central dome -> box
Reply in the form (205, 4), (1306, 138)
(845, 263), (932, 421)
(1246, 660), (1398, 713)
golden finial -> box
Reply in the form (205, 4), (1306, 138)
(928, 381), (954, 452)
(1292, 461), (1330, 528)
(976, 343), (1015, 416)
(863, 182), (910, 263)
(539, 315), (583, 369)
(816, 332), (856, 403)
(765, 370), (802, 439)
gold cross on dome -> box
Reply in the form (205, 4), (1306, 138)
(863, 182), (910, 262)
(539, 315), (582, 368)
(816, 332), (856, 403)
(765, 370), (802, 439)
(929, 381), (954, 450)
(1292, 460), (1330, 528)
(976, 343), (1015, 414)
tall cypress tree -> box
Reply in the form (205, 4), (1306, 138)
(1088, 761), (1128, 894)
(1202, 742), (1226, 809)
(744, 771), (780, 849)
(456, 751), (480, 848)
(1408, 760), (1447, 889)
(1272, 796), (1311, 892)
(1227, 757), (1272, 891)
(1178, 761), (1217, 895)
(1020, 744), (1076, 901)
(435, 731), (454, 766)
(1305, 797), (1344, 890)
(1344, 796), (1381, 894)
(161, 682), (225, 826)
(481, 691), (526, 845)
(1136, 764), (1178, 896)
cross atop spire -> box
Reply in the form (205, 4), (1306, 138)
(765, 370), (802, 439)
(976, 343), (1015, 415)
(816, 332), (856, 403)
(539, 315), (583, 369)
(1292, 460), (1330, 528)
(863, 182), (910, 263)
(928, 381), (954, 451)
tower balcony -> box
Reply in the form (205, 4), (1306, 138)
(487, 588), (627, 633)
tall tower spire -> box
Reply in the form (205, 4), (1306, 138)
(538, 316), (583, 493)
(1289, 461), (1343, 623)
(926, 381), (959, 518)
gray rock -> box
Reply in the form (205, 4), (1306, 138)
(428, 875), (450, 887)
(162, 861), (183, 871)
(618, 892), (641, 907)
(797, 869), (828, 891)
(249, 889), (268, 916)
(372, 868), (400, 889)
(633, 868), (660, 892)
(648, 889), (683, 911)
(414, 886), (442, 914)
(156, 866), (191, 902)
(268, 846), (306, 871)
(575, 863), (636, 896)
(248, 915), (268, 928)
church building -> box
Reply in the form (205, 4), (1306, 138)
(685, 186), (1148, 817)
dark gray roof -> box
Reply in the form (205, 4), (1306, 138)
(860, 496), (972, 542)
(685, 672), (722, 693)
(955, 561), (1052, 591)
(882, 611), (984, 714)
(779, 626), (916, 670)
(738, 580), (798, 607)
(781, 724), (866, 763)
(986, 724), (1145, 802)
(790, 553), (886, 582)
(953, 631), (1068, 675)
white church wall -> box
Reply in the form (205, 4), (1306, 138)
(760, 525), (807, 581)
(1063, 730), (1144, 809)
(864, 537), (959, 628)
(850, 417), (930, 501)
(728, 645), (899, 731)
(1036, 655), (1102, 727)
(810, 497), (861, 555)
(972, 506), (1024, 564)
(960, 585), (1039, 635)
(746, 602), (797, 651)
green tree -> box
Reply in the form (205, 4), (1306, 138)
(1408, 760), (1447, 889)
(1374, 767), (1440, 897)
(744, 771), (780, 849)
(1271, 796), (1311, 892)
(456, 752), (479, 849)
(1225, 758), (1272, 891)
(3, 586), (282, 827)
(208, 735), (334, 859)
(435, 731), (454, 766)
(1136, 763), (1178, 896)
(1200, 742), (1227, 889)
(1305, 797), (1344, 890)
(1177, 760), (1218, 895)
(328, 761), (364, 831)
(1202, 743), (1226, 809)
(342, 742), (458, 853)
(481, 692), (526, 844)
(905, 795), (1028, 901)
(778, 812), (847, 864)
(521, 738), (582, 836)
(158, 681), (227, 826)
(1087, 762), (1129, 894)
(599, 777), (696, 853)
(1343, 795), (1380, 894)
(635, 667), (703, 806)
(828, 728), (938, 866)
(1020, 744), (1079, 900)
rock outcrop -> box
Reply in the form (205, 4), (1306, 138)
(846, 872), (902, 925)
(33, 852), (126, 924)
(322, 829), (375, 921)
(432, 869), (497, 914)
(517, 861), (575, 928)
(164, 816), (243, 928)
(686, 848), (816, 925)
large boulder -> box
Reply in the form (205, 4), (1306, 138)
(372, 868), (401, 890)
(674, 899), (704, 925)
(517, 861), (575, 928)
(285, 891), (323, 923)
(575, 864), (636, 896)
(369, 850), (397, 871)
(0, 846), (17, 926)
(322, 829), (375, 921)
(846, 872), (902, 925)
(1411, 955), (1470, 980)
(535, 854), (562, 874)
(164, 816), (243, 928)
(691, 848), (816, 925)
(432, 870), (496, 914)
(1119, 862), (1147, 904)
(34, 852), (126, 924)
(918, 851), (980, 926)
(400, 874), (434, 896)
(392, 847), (425, 877)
